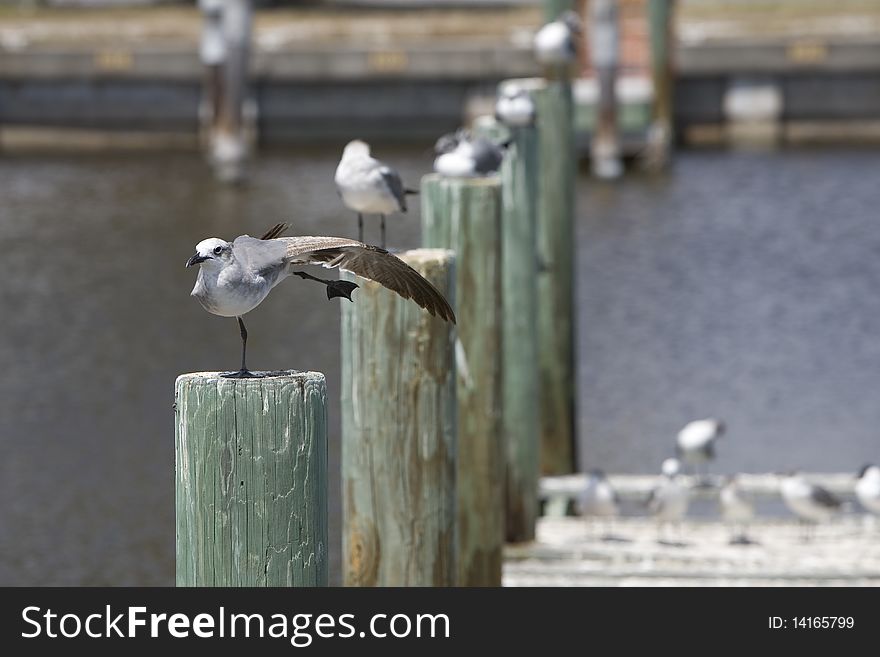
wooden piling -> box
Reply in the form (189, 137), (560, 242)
(644, 0), (676, 169)
(525, 77), (577, 476)
(340, 249), (457, 587)
(590, 0), (623, 179)
(422, 176), (505, 585)
(474, 112), (541, 543)
(175, 371), (328, 586)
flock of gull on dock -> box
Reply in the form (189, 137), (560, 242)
(578, 419), (880, 545)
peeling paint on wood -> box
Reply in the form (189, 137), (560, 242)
(175, 370), (328, 586)
(340, 249), (458, 587)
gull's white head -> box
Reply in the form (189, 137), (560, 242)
(342, 140), (371, 159)
(661, 457), (682, 478)
(186, 237), (233, 269)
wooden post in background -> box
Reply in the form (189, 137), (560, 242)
(175, 371), (328, 586)
(531, 76), (577, 476)
(422, 175), (504, 585)
(474, 111), (540, 543)
(200, 0), (253, 183)
(341, 249), (457, 587)
(590, 0), (623, 179)
(644, 0), (676, 169)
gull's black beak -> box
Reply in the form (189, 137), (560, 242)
(186, 253), (210, 268)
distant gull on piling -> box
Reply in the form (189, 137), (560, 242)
(779, 472), (842, 541)
(578, 469), (620, 541)
(533, 10), (582, 68)
(719, 475), (756, 545)
(495, 85), (536, 128)
(433, 129), (510, 177)
(334, 140), (417, 248)
(676, 418), (725, 481)
(855, 464), (880, 517)
(647, 457), (690, 545)
(186, 222), (455, 378)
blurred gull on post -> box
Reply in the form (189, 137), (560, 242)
(495, 85), (536, 128)
(186, 223), (455, 378)
(676, 418), (725, 481)
(779, 472), (842, 542)
(334, 140), (416, 248)
(433, 130), (509, 178)
(578, 469), (620, 541)
(533, 10), (582, 70)
(719, 475), (756, 545)
(855, 464), (880, 525)
(647, 457), (689, 546)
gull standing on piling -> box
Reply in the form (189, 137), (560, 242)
(495, 86), (536, 128)
(578, 469), (620, 541)
(433, 130), (510, 178)
(533, 10), (582, 68)
(779, 472), (842, 541)
(719, 475), (756, 545)
(647, 457), (690, 545)
(334, 140), (416, 248)
(676, 418), (725, 481)
(186, 223), (455, 378)
(855, 464), (880, 518)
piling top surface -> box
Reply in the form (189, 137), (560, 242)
(394, 248), (456, 268)
(421, 173), (502, 187)
(175, 370), (325, 386)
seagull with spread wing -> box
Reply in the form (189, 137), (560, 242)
(186, 223), (455, 378)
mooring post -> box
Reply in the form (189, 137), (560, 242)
(341, 249), (457, 587)
(202, 0), (253, 183)
(590, 0), (623, 179)
(644, 0), (676, 169)
(422, 175), (505, 585)
(528, 75), (577, 476)
(198, 0), (225, 146)
(474, 112), (540, 543)
(175, 371), (328, 586)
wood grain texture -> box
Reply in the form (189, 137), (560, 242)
(422, 176), (505, 585)
(533, 78), (577, 476)
(340, 249), (457, 587)
(175, 371), (328, 586)
(475, 113), (541, 543)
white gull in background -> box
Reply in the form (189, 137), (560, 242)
(533, 10), (582, 67)
(578, 469), (620, 540)
(334, 140), (416, 248)
(779, 472), (843, 541)
(495, 85), (536, 128)
(647, 457), (690, 545)
(676, 418), (725, 479)
(433, 130), (509, 178)
(719, 475), (756, 545)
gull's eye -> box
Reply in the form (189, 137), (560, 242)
(213, 246), (223, 255)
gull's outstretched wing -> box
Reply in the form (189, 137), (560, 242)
(232, 235), (289, 275)
(278, 236), (455, 323)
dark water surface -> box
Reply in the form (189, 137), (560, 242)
(1, 146), (878, 585)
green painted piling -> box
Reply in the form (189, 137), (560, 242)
(175, 371), (328, 586)
(531, 78), (577, 476)
(645, 0), (676, 169)
(474, 112), (541, 543)
(340, 249), (457, 587)
(422, 176), (505, 585)
(544, 0), (578, 21)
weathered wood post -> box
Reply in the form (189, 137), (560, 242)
(474, 112), (540, 543)
(201, 0), (253, 183)
(644, 0), (676, 169)
(341, 249), (457, 587)
(590, 0), (623, 179)
(175, 371), (328, 586)
(422, 176), (505, 585)
(531, 75), (577, 476)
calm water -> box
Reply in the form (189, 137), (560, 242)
(1, 146), (878, 585)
